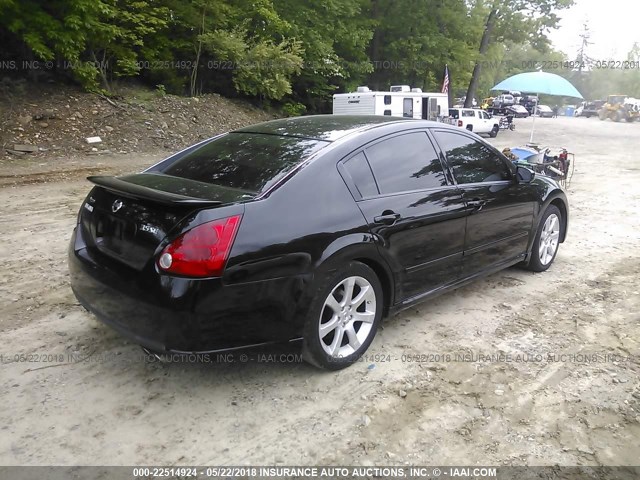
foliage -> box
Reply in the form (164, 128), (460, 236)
(463, 0), (574, 106)
(281, 101), (307, 117)
(368, 0), (482, 93)
(0, 0), (590, 109)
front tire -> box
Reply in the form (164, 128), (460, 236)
(489, 125), (499, 138)
(614, 110), (623, 122)
(302, 261), (383, 370)
(524, 206), (562, 272)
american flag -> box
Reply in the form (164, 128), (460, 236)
(441, 64), (450, 94)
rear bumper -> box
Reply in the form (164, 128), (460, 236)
(68, 227), (309, 353)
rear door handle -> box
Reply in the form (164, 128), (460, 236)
(373, 212), (401, 225)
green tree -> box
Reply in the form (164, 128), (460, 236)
(0, 0), (170, 91)
(194, 0), (304, 101)
(273, 0), (374, 111)
(86, 1), (170, 91)
(464, 0), (574, 107)
(368, 0), (481, 94)
(0, 0), (99, 85)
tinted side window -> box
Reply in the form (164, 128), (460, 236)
(434, 131), (511, 184)
(343, 152), (378, 198)
(365, 132), (446, 194)
(384, 95), (392, 105)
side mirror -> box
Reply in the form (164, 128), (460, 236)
(516, 165), (535, 183)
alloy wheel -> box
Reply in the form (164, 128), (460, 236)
(539, 213), (560, 265)
(318, 276), (376, 358)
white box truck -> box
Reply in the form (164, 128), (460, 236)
(332, 85), (449, 121)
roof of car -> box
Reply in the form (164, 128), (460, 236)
(233, 115), (421, 142)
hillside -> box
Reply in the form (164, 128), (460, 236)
(0, 83), (274, 160)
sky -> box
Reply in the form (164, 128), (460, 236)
(548, 0), (640, 60)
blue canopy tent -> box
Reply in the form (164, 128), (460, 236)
(491, 71), (583, 142)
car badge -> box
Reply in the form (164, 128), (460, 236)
(112, 199), (124, 213)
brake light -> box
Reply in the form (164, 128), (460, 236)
(458, 120), (463, 127)
(158, 215), (242, 277)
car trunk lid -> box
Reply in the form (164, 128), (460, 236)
(80, 173), (252, 270)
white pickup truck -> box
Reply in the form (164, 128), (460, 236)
(447, 107), (500, 137)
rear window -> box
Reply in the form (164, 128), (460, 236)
(162, 133), (328, 193)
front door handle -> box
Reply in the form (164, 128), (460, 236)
(467, 198), (486, 209)
(373, 212), (401, 225)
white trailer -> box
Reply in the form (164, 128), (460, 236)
(332, 85), (449, 121)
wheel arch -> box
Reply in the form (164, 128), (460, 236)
(549, 197), (568, 243)
(315, 237), (395, 318)
(524, 190), (569, 265)
(352, 256), (394, 318)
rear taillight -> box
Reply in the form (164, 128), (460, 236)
(458, 120), (463, 127)
(157, 215), (242, 278)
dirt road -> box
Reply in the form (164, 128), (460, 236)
(1, 117), (639, 467)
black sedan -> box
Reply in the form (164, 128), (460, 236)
(69, 115), (568, 370)
(506, 104), (529, 118)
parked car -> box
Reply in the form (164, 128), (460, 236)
(493, 94), (515, 108)
(506, 104), (530, 118)
(575, 100), (605, 118)
(448, 107), (500, 137)
(68, 115), (569, 370)
(535, 105), (554, 118)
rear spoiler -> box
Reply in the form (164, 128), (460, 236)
(87, 176), (223, 206)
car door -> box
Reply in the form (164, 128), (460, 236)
(470, 110), (481, 133)
(480, 111), (495, 133)
(340, 130), (467, 301)
(431, 129), (537, 276)
(473, 110), (487, 133)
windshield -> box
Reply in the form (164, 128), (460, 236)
(162, 133), (329, 194)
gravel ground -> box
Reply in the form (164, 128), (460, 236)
(0, 115), (638, 468)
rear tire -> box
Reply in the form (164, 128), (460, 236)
(302, 261), (383, 370)
(524, 205), (562, 272)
